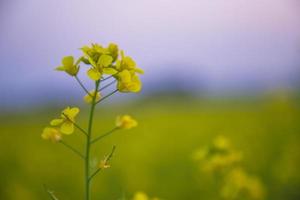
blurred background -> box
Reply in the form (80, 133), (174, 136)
(0, 0), (300, 199)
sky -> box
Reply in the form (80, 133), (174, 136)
(0, 0), (300, 107)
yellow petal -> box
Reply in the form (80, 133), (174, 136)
(87, 68), (101, 81)
(50, 118), (64, 126)
(129, 75), (142, 92)
(133, 192), (149, 200)
(84, 90), (101, 104)
(118, 70), (132, 83)
(123, 56), (136, 69)
(116, 115), (138, 129)
(135, 67), (144, 74)
(41, 127), (62, 142)
(60, 121), (74, 135)
(68, 107), (80, 118)
(103, 67), (118, 75)
(62, 56), (74, 67)
(98, 54), (113, 67)
(55, 66), (65, 71)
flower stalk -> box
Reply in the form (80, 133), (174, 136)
(41, 42), (142, 200)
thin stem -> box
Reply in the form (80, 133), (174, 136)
(60, 140), (85, 160)
(91, 127), (119, 144)
(85, 80), (100, 200)
(100, 75), (113, 82)
(95, 89), (118, 105)
(62, 113), (88, 136)
(75, 75), (92, 97)
(98, 79), (117, 92)
(88, 168), (101, 182)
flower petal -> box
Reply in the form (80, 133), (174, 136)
(103, 67), (118, 75)
(87, 68), (101, 81)
(60, 122), (74, 135)
(62, 56), (74, 67)
(69, 107), (80, 118)
(50, 118), (64, 126)
(98, 55), (113, 67)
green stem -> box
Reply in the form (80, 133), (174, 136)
(98, 79), (117, 92)
(88, 168), (101, 182)
(60, 140), (85, 160)
(95, 89), (118, 105)
(85, 80), (100, 200)
(75, 75), (92, 97)
(91, 127), (119, 144)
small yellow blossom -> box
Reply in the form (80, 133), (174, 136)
(82, 43), (119, 80)
(99, 158), (111, 169)
(116, 115), (138, 129)
(56, 56), (79, 76)
(133, 192), (149, 200)
(213, 135), (231, 150)
(116, 51), (144, 74)
(221, 168), (265, 200)
(83, 90), (101, 104)
(50, 107), (80, 135)
(87, 67), (102, 81)
(117, 70), (142, 93)
(41, 127), (62, 142)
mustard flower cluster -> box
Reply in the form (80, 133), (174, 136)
(56, 43), (143, 93)
(41, 43), (142, 200)
(194, 136), (266, 200)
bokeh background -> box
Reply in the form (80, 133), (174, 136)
(1, 0), (300, 199)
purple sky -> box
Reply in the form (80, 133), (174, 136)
(1, 0), (300, 106)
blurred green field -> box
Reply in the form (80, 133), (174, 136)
(0, 94), (300, 200)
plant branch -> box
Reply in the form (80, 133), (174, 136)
(75, 75), (92, 97)
(85, 80), (100, 200)
(98, 79), (117, 92)
(100, 75), (114, 82)
(95, 89), (118, 105)
(60, 140), (85, 160)
(91, 127), (119, 144)
(88, 145), (116, 181)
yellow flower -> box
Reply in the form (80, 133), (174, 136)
(41, 127), (62, 142)
(107, 43), (119, 61)
(82, 43), (119, 80)
(87, 67), (102, 81)
(56, 56), (79, 76)
(213, 135), (231, 150)
(99, 158), (111, 169)
(50, 107), (80, 135)
(133, 192), (149, 200)
(116, 115), (138, 129)
(117, 70), (142, 93)
(83, 90), (101, 104)
(116, 51), (144, 74)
